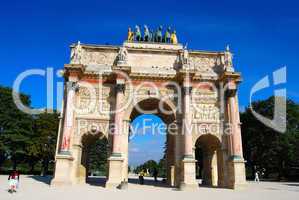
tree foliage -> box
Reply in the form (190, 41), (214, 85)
(241, 96), (299, 180)
(0, 86), (59, 175)
(0, 86), (33, 170)
(87, 137), (108, 175)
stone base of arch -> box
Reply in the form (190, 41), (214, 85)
(227, 157), (247, 189)
(179, 158), (198, 190)
(105, 156), (124, 189)
(51, 154), (73, 186)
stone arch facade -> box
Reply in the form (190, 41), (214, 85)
(51, 41), (246, 190)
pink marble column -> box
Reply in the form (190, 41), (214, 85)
(182, 76), (193, 158)
(60, 81), (78, 153)
(111, 81), (125, 157)
(227, 82), (243, 158)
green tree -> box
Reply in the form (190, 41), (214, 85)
(241, 96), (299, 180)
(134, 160), (159, 175)
(87, 137), (108, 176)
(30, 111), (59, 175)
(0, 86), (33, 170)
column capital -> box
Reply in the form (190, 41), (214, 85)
(226, 89), (237, 97)
(66, 81), (79, 92)
(225, 80), (237, 97)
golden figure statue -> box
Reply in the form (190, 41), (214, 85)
(171, 30), (178, 44)
(127, 27), (134, 42)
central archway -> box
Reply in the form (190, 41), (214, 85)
(124, 97), (177, 187)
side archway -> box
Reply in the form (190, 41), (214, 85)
(195, 134), (224, 187)
(78, 132), (109, 186)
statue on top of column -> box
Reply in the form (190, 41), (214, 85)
(183, 44), (189, 65)
(224, 45), (234, 72)
(117, 46), (128, 64)
(70, 41), (82, 64)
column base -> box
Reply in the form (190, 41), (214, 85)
(228, 156), (247, 189)
(179, 158), (198, 190)
(105, 156), (124, 189)
(51, 154), (74, 186)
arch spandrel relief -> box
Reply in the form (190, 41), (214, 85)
(76, 85), (112, 117)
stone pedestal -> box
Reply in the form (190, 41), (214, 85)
(105, 156), (124, 189)
(51, 154), (73, 186)
(179, 158), (197, 190)
(228, 157), (246, 189)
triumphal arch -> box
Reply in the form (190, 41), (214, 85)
(51, 37), (246, 190)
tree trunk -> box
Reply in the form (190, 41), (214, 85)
(13, 158), (17, 170)
(29, 162), (35, 174)
(41, 158), (49, 176)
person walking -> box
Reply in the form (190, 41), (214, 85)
(153, 168), (158, 182)
(139, 169), (145, 185)
(8, 170), (20, 193)
(254, 171), (260, 182)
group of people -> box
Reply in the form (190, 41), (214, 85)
(8, 170), (20, 193)
(138, 168), (159, 185)
(127, 25), (178, 44)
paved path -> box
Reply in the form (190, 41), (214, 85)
(0, 175), (298, 200)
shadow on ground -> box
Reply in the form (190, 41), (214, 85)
(28, 175), (52, 185)
(86, 177), (107, 188)
(284, 183), (299, 187)
(128, 177), (172, 188)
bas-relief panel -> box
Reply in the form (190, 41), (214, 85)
(189, 54), (222, 74)
(78, 50), (117, 66)
(192, 87), (220, 124)
(76, 85), (111, 117)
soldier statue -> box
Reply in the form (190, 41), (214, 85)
(144, 25), (150, 42)
(224, 45), (234, 72)
(135, 25), (142, 41)
(70, 41), (82, 64)
(164, 27), (171, 43)
(117, 47), (128, 64)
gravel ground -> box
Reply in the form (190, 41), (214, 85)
(0, 175), (298, 200)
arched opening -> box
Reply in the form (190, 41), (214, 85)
(80, 133), (108, 187)
(195, 134), (224, 187)
(126, 98), (176, 187)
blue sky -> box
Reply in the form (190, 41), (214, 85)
(129, 115), (166, 166)
(0, 0), (298, 165)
